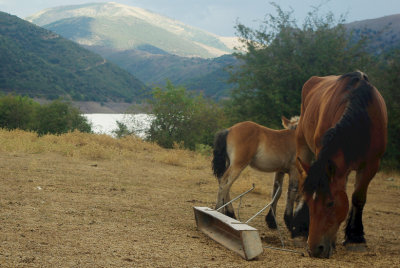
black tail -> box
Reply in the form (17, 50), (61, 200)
(212, 129), (229, 179)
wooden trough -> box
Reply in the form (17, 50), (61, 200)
(193, 206), (263, 260)
(194, 185), (304, 260)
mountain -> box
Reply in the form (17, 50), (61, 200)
(0, 11), (148, 102)
(87, 46), (237, 99)
(26, 2), (238, 58)
(346, 14), (400, 54)
(26, 3), (400, 100)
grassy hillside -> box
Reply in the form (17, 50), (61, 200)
(88, 46), (237, 98)
(346, 14), (400, 54)
(0, 129), (399, 266)
(0, 12), (148, 102)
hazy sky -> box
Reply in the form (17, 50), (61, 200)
(0, 0), (399, 36)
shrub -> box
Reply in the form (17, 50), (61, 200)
(0, 95), (39, 130)
(147, 81), (226, 150)
(0, 95), (91, 135)
(34, 100), (91, 135)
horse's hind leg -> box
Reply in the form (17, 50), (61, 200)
(265, 171), (284, 229)
(344, 160), (379, 249)
(215, 165), (245, 219)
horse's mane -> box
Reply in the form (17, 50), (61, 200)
(303, 71), (373, 196)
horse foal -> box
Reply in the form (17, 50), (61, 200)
(212, 117), (299, 230)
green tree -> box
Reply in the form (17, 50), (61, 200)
(35, 100), (91, 135)
(112, 120), (132, 138)
(0, 95), (39, 130)
(147, 81), (226, 150)
(371, 49), (400, 169)
(228, 4), (372, 127)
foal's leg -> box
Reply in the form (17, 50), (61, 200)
(344, 160), (379, 249)
(215, 165), (246, 218)
(265, 171), (284, 229)
(283, 167), (299, 231)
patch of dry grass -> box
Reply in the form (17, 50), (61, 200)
(0, 129), (160, 161)
(0, 129), (398, 267)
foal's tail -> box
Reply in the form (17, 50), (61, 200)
(212, 129), (229, 180)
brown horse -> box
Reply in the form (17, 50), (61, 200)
(212, 116), (300, 230)
(293, 71), (387, 258)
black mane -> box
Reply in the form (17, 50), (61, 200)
(303, 71), (373, 196)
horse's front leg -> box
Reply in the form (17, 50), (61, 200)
(291, 136), (313, 238)
(265, 171), (284, 229)
(344, 160), (378, 250)
(215, 167), (243, 219)
(283, 167), (299, 231)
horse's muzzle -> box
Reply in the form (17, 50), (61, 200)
(307, 241), (333, 258)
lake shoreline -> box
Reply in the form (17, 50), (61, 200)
(33, 98), (147, 114)
(83, 113), (153, 138)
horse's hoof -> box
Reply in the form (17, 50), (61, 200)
(265, 211), (277, 229)
(225, 210), (236, 219)
(343, 242), (367, 252)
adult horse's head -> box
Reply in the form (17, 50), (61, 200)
(297, 157), (349, 258)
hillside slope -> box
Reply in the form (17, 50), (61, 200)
(88, 46), (237, 98)
(26, 2), (237, 58)
(346, 14), (400, 53)
(0, 11), (148, 102)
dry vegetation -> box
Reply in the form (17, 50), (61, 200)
(0, 130), (399, 267)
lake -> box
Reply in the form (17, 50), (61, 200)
(83, 113), (154, 138)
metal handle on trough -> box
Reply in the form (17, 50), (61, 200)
(245, 185), (280, 224)
(216, 183), (255, 212)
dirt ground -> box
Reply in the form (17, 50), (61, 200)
(0, 132), (399, 267)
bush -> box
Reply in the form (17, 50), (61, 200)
(228, 4), (371, 127)
(35, 100), (91, 135)
(0, 95), (39, 130)
(0, 95), (91, 135)
(370, 49), (400, 170)
(147, 81), (226, 150)
(112, 121), (133, 138)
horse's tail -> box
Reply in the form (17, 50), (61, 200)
(212, 129), (229, 179)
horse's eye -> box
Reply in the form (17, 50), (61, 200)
(327, 201), (334, 208)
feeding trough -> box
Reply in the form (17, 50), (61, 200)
(194, 206), (263, 260)
(194, 184), (290, 260)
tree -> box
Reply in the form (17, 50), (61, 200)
(228, 4), (372, 128)
(35, 100), (91, 135)
(0, 95), (39, 130)
(147, 81), (226, 150)
(371, 49), (400, 169)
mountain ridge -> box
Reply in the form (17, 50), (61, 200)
(26, 2), (239, 58)
(0, 11), (148, 102)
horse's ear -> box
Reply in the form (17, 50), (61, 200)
(296, 157), (310, 175)
(281, 116), (290, 129)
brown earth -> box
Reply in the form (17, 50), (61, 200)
(0, 130), (399, 267)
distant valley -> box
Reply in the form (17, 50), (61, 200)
(26, 2), (240, 99)
(25, 2), (400, 100)
(1, 2), (399, 110)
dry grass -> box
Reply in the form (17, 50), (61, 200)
(0, 129), (399, 267)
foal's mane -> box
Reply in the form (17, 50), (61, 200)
(303, 71), (374, 196)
